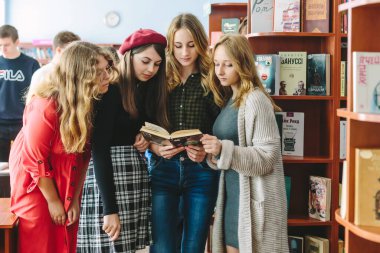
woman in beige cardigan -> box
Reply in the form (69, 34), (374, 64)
(201, 34), (289, 253)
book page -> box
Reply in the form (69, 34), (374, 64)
(171, 129), (202, 138)
(144, 122), (170, 135)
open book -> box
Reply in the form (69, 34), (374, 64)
(140, 122), (203, 147)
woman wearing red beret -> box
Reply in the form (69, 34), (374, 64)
(77, 29), (169, 253)
(147, 13), (220, 253)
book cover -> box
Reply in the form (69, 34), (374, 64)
(275, 113), (283, 151)
(273, 0), (301, 32)
(221, 18), (240, 34)
(354, 148), (380, 227)
(302, 0), (329, 33)
(306, 54), (330, 95)
(308, 176), (331, 221)
(255, 54), (280, 95)
(288, 235), (303, 253)
(340, 61), (347, 97)
(339, 121), (346, 159)
(338, 239), (344, 253)
(305, 235), (329, 253)
(276, 112), (304, 156)
(140, 122), (203, 147)
(279, 52), (307, 96)
(285, 176), (291, 210)
(353, 52), (380, 113)
(251, 0), (274, 32)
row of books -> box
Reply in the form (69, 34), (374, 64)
(288, 235), (344, 253)
(19, 46), (54, 61)
(255, 52), (330, 96)
(250, 0), (329, 33)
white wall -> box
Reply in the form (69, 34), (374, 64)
(7, 0), (246, 44)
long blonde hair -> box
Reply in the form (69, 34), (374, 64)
(29, 41), (115, 153)
(166, 13), (210, 92)
(209, 34), (281, 111)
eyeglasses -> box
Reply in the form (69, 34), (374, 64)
(97, 65), (113, 81)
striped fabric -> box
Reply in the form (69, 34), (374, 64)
(209, 88), (289, 253)
(77, 145), (152, 253)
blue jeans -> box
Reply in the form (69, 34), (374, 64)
(147, 152), (219, 253)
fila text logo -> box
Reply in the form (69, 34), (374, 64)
(0, 70), (25, 81)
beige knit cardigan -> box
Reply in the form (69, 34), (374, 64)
(208, 89), (289, 253)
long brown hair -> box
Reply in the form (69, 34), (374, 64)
(119, 43), (169, 129)
(31, 41), (112, 153)
(166, 13), (211, 93)
(209, 34), (281, 111)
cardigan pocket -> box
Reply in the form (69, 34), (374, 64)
(251, 199), (265, 243)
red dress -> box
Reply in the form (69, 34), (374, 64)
(9, 97), (91, 253)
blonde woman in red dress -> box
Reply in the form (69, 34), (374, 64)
(9, 41), (117, 253)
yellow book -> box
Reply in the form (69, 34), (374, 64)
(354, 148), (380, 226)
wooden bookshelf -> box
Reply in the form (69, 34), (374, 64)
(248, 0), (339, 251)
(19, 42), (121, 65)
(208, 3), (247, 40)
(335, 1), (380, 252)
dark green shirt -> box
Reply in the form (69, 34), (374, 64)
(168, 73), (219, 134)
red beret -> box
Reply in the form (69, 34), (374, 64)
(119, 29), (167, 55)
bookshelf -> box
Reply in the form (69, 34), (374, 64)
(208, 0), (344, 252)
(335, 0), (380, 252)
(208, 3), (247, 40)
(19, 43), (121, 66)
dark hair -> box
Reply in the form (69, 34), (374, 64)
(0, 25), (18, 42)
(53, 31), (81, 50)
(119, 43), (169, 129)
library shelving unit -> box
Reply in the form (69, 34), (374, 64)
(208, 2), (247, 39)
(335, 0), (380, 252)
(19, 43), (121, 66)
(208, 1), (343, 252)
(19, 42), (53, 65)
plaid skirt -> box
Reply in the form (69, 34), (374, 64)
(77, 146), (151, 253)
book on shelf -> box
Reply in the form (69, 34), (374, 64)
(140, 122), (203, 147)
(353, 52), (380, 114)
(250, 0), (274, 32)
(338, 239), (344, 253)
(304, 235), (329, 253)
(339, 121), (346, 159)
(275, 112), (304, 156)
(221, 18), (240, 34)
(308, 175), (331, 221)
(306, 54), (330, 95)
(302, 0), (329, 33)
(340, 61), (347, 97)
(340, 160), (347, 219)
(279, 52), (307, 96)
(285, 176), (291, 210)
(288, 235), (303, 253)
(354, 148), (380, 227)
(255, 54), (280, 95)
(273, 0), (301, 32)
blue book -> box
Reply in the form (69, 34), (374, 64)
(307, 54), (330, 95)
(255, 54), (280, 95)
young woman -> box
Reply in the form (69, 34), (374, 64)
(147, 13), (220, 253)
(77, 29), (169, 253)
(201, 34), (289, 253)
(9, 41), (115, 253)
